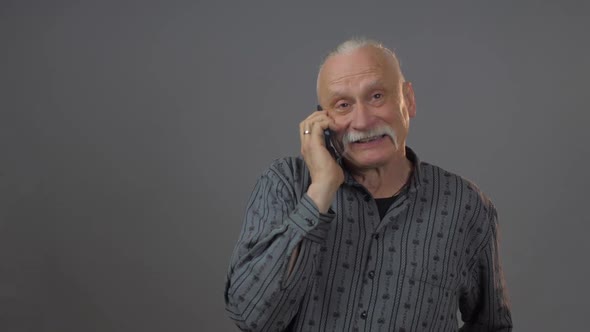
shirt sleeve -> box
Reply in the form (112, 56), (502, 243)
(224, 164), (335, 332)
(459, 203), (513, 331)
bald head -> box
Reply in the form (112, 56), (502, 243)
(316, 38), (405, 97)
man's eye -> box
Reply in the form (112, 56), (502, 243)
(373, 93), (383, 99)
(337, 102), (350, 109)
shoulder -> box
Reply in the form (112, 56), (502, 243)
(258, 156), (311, 193)
(418, 160), (496, 219)
(267, 156), (307, 177)
(265, 156), (307, 180)
(419, 161), (500, 260)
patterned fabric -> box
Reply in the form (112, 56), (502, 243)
(225, 147), (512, 331)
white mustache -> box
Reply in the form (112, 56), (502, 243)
(342, 126), (398, 147)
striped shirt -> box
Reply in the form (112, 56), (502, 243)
(225, 147), (512, 331)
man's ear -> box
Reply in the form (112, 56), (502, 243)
(403, 82), (416, 118)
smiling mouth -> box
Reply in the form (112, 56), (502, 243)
(354, 134), (387, 143)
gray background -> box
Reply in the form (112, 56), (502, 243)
(1, 1), (589, 331)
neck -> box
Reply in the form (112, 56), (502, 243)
(349, 152), (413, 199)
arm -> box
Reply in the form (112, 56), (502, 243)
(459, 204), (513, 331)
(225, 110), (342, 331)
(225, 164), (334, 332)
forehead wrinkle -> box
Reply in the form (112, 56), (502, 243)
(327, 75), (387, 100)
(327, 67), (381, 86)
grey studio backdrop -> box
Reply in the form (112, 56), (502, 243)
(1, 1), (589, 331)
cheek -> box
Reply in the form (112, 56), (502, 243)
(330, 115), (350, 133)
(377, 111), (400, 128)
(379, 106), (407, 127)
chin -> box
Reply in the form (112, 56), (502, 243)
(345, 152), (391, 170)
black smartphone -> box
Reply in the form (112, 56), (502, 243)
(317, 105), (341, 160)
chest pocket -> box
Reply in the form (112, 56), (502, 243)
(398, 266), (459, 311)
(407, 266), (458, 291)
(394, 267), (459, 327)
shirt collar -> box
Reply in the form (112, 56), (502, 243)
(342, 146), (423, 193)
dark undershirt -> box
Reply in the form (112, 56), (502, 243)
(375, 194), (400, 220)
(374, 163), (414, 219)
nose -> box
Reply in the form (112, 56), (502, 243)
(350, 102), (376, 131)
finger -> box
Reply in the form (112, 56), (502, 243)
(299, 119), (311, 137)
(305, 110), (330, 123)
(300, 110), (330, 128)
(300, 115), (324, 138)
(310, 117), (337, 136)
(306, 119), (338, 147)
(304, 113), (334, 131)
(300, 110), (326, 130)
(300, 121), (326, 142)
(300, 121), (329, 160)
(300, 117), (329, 152)
(299, 120), (315, 148)
(300, 121), (313, 139)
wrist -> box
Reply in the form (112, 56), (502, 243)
(307, 182), (339, 213)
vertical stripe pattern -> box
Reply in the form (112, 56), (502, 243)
(225, 147), (512, 331)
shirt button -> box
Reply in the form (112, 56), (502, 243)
(368, 271), (375, 279)
(305, 218), (314, 226)
(373, 233), (379, 240)
(364, 194), (371, 202)
(360, 311), (367, 319)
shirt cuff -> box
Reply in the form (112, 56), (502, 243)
(287, 194), (335, 243)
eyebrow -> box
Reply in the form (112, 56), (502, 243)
(364, 80), (387, 92)
(327, 79), (387, 101)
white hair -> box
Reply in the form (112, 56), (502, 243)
(316, 37), (406, 91)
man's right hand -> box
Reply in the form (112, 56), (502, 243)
(299, 110), (344, 213)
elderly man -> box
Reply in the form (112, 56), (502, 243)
(225, 38), (512, 331)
